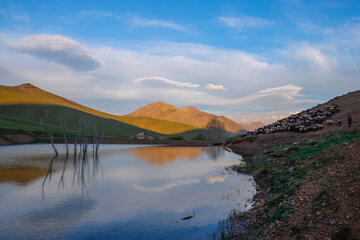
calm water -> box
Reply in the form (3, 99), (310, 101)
(0, 144), (256, 240)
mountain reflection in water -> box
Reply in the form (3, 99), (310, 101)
(0, 144), (256, 240)
(131, 146), (202, 165)
(0, 168), (49, 186)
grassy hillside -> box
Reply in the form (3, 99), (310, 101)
(0, 104), (164, 138)
(224, 130), (360, 239)
(0, 84), (197, 135)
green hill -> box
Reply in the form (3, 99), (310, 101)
(0, 104), (164, 139)
(0, 83), (197, 135)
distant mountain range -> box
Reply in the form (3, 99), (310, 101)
(126, 101), (261, 133)
(0, 83), (263, 136)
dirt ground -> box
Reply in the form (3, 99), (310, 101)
(265, 141), (360, 240)
(0, 137), (10, 145)
(3, 133), (34, 144)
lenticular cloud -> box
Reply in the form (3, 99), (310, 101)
(8, 34), (102, 71)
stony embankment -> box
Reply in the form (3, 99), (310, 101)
(226, 130), (360, 240)
(250, 104), (339, 135)
(228, 90), (360, 157)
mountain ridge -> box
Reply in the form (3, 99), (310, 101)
(126, 101), (257, 133)
(0, 83), (196, 135)
(0, 83), (263, 134)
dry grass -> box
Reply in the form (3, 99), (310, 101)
(0, 84), (197, 134)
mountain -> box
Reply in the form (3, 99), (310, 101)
(0, 84), (196, 135)
(126, 101), (246, 133)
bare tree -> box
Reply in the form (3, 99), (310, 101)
(43, 109), (58, 156)
(205, 118), (227, 144)
(60, 116), (69, 156)
(48, 132), (58, 156)
(88, 119), (104, 157)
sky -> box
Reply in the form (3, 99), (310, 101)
(0, 0), (360, 124)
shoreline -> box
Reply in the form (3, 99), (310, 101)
(0, 137), (208, 147)
(226, 129), (360, 239)
(0, 130), (208, 147)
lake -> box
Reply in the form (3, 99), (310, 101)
(0, 144), (256, 240)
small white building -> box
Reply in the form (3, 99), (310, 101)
(135, 132), (145, 139)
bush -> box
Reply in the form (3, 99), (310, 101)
(192, 133), (205, 140)
(168, 135), (184, 140)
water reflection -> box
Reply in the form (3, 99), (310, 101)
(207, 175), (227, 184)
(0, 145), (256, 240)
(131, 146), (202, 165)
(2, 198), (97, 240)
(0, 168), (49, 186)
(132, 178), (200, 192)
(204, 147), (226, 160)
(42, 152), (102, 200)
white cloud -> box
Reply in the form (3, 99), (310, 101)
(7, 34), (102, 71)
(207, 175), (227, 184)
(132, 178), (199, 192)
(2, 33), (358, 124)
(240, 118), (250, 124)
(295, 44), (335, 70)
(289, 111), (300, 115)
(134, 76), (199, 88)
(218, 15), (273, 31)
(257, 84), (303, 99)
(127, 15), (187, 31)
(206, 83), (226, 91)
(264, 113), (289, 121)
(77, 11), (188, 32)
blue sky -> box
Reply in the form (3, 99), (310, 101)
(1, 0), (360, 123)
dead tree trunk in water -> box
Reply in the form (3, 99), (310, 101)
(95, 131), (104, 156)
(92, 122), (103, 156)
(72, 118), (104, 160)
(48, 132), (58, 156)
(60, 118), (69, 156)
(43, 108), (58, 156)
(73, 131), (78, 158)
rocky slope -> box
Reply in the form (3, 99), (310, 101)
(227, 130), (360, 240)
(228, 90), (360, 156)
(224, 90), (360, 239)
(126, 101), (251, 133)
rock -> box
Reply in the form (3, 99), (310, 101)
(244, 104), (339, 136)
(326, 120), (334, 125)
(330, 219), (338, 225)
(256, 199), (265, 208)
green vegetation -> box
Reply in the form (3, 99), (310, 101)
(167, 135), (184, 140)
(289, 129), (360, 160)
(0, 104), (214, 144)
(0, 84), (199, 134)
(225, 129), (360, 239)
(0, 105), (163, 139)
(192, 133), (206, 141)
